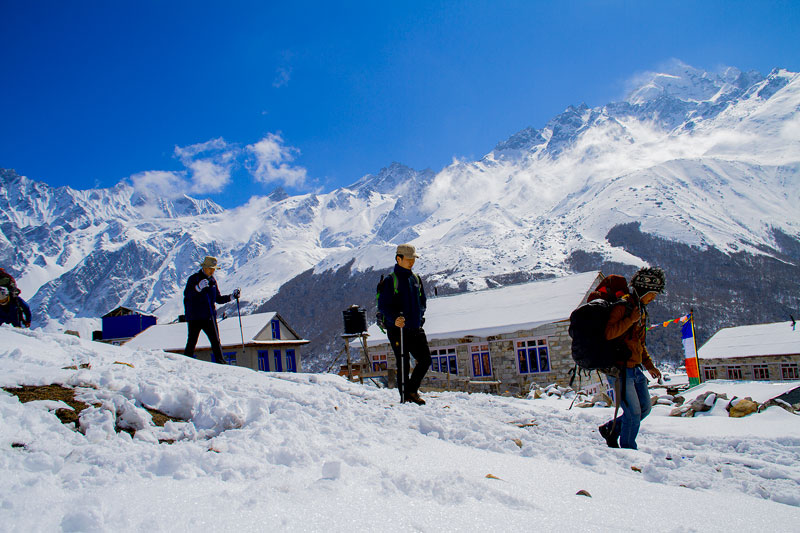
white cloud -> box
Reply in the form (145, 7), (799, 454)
(273, 66), (291, 88)
(246, 133), (308, 188)
(174, 137), (236, 194)
(130, 170), (191, 199)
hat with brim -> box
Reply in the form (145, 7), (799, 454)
(200, 256), (218, 269)
(395, 244), (420, 258)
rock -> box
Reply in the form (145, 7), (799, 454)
(729, 397), (759, 418)
(532, 388), (543, 399)
(690, 391), (717, 413)
(591, 392), (613, 406)
(575, 401), (594, 408)
(673, 395), (685, 406)
(759, 399), (797, 414)
(670, 405), (694, 417)
(656, 398), (673, 406)
(576, 489), (592, 497)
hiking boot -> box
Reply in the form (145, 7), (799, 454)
(405, 392), (426, 405)
(599, 423), (619, 448)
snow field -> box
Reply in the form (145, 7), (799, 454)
(2, 326), (800, 531)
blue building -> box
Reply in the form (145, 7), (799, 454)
(100, 307), (157, 345)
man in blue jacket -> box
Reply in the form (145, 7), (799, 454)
(377, 244), (431, 405)
(0, 286), (31, 328)
(183, 256), (240, 364)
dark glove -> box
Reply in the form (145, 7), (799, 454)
(232, 288), (241, 299)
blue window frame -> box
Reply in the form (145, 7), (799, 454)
(470, 344), (492, 377)
(273, 349), (283, 372)
(271, 319), (281, 340)
(286, 349), (297, 372)
(516, 338), (550, 374)
(431, 347), (458, 374)
(258, 350), (270, 371)
(224, 351), (237, 365)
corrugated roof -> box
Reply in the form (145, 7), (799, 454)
(360, 271), (600, 346)
(125, 312), (308, 351)
(698, 321), (800, 360)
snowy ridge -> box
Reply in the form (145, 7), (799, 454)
(1, 63), (799, 329)
(2, 327), (800, 530)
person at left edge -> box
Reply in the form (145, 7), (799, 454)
(0, 286), (31, 327)
(183, 256), (240, 364)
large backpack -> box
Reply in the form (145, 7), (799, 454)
(569, 298), (631, 372)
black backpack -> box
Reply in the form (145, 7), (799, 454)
(569, 299), (631, 372)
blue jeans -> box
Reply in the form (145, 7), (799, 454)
(607, 367), (651, 449)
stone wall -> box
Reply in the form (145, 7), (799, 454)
(700, 354), (800, 381)
(363, 320), (605, 395)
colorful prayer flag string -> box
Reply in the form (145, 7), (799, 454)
(646, 314), (690, 331)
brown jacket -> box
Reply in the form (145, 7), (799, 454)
(604, 295), (656, 370)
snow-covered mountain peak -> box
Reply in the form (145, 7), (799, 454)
(348, 162), (435, 197)
(624, 60), (761, 105)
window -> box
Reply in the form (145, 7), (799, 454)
(782, 364), (799, 380)
(470, 344), (492, 377)
(271, 319), (281, 340)
(273, 349), (283, 372)
(370, 352), (388, 372)
(727, 366), (743, 380)
(753, 365), (769, 380)
(703, 367), (717, 380)
(258, 350), (270, 371)
(286, 349), (297, 373)
(431, 347), (458, 374)
(224, 351), (237, 365)
(516, 338), (551, 374)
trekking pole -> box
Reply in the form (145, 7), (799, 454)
(398, 312), (405, 403)
(235, 294), (245, 353)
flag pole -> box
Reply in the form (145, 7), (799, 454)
(690, 308), (702, 384)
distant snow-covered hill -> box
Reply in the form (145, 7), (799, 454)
(2, 61), (799, 367)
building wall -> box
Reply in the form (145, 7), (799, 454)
(700, 354), (800, 381)
(362, 320), (602, 395)
(189, 345), (303, 373)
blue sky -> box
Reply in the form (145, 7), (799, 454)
(1, 1), (798, 208)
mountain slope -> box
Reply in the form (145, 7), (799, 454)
(1, 62), (798, 369)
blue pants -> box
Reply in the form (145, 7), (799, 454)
(607, 367), (651, 449)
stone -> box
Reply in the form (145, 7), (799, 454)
(591, 392), (613, 406)
(669, 405), (694, 417)
(673, 395), (685, 406)
(689, 391), (717, 413)
(729, 398), (759, 418)
(759, 398), (797, 414)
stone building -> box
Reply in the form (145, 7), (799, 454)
(698, 320), (800, 381)
(125, 312), (309, 372)
(356, 271), (604, 395)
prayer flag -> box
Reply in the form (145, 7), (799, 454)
(682, 316), (701, 386)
